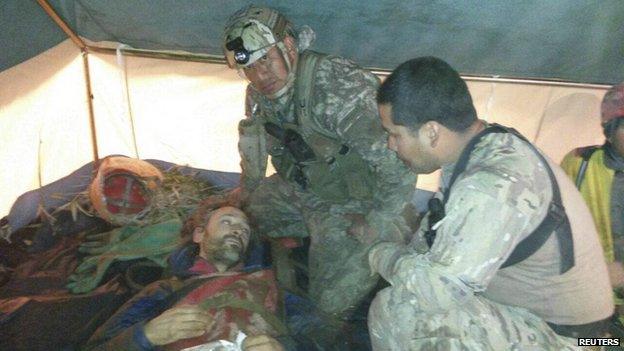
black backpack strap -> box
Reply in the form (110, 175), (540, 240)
(575, 146), (599, 189)
(442, 125), (509, 201)
(432, 124), (574, 274)
(501, 197), (574, 273)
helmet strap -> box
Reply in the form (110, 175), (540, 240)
(264, 41), (297, 100)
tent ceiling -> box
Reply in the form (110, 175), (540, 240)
(2, 0), (623, 84)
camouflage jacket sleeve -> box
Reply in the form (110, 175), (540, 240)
(238, 85), (268, 194)
(311, 55), (416, 221)
(370, 133), (552, 310)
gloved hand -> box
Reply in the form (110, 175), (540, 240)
(78, 227), (135, 255)
(226, 187), (250, 208)
(67, 219), (182, 293)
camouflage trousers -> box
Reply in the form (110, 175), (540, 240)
(368, 286), (582, 350)
(246, 175), (408, 317)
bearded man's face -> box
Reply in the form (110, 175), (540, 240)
(193, 206), (251, 268)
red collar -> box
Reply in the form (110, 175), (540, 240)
(188, 258), (243, 275)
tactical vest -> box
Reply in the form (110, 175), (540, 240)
(260, 51), (376, 203)
(426, 124), (575, 274)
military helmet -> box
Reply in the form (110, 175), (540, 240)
(601, 83), (624, 125)
(223, 6), (295, 68)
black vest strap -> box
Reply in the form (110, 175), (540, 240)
(575, 146), (599, 189)
(429, 124), (575, 274)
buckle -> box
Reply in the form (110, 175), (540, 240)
(548, 202), (566, 224)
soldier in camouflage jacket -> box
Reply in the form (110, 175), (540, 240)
(369, 56), (613, 350)
(222, 5), (416, 321)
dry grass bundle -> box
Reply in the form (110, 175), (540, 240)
(1, 166), (227, 243)
(137, 166), (226, 225)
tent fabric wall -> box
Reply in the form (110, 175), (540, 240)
(413, 81), (606, 191)
(0, 39), (250, 219)
(469, 81), (605, 162)
(1, 40), (93, 220)
(0, 39), (609, 218)
(87, 48), (247, 168)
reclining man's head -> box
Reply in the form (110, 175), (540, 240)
(189, 202), (252, 272)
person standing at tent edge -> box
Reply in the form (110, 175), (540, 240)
(367, 56), (614, 349)
(561, 83), (624, 294)
(221, 4), (416, 321)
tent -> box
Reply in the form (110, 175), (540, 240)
(1, 0), (623, 229)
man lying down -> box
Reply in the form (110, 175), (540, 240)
(84, 199), (287, 351)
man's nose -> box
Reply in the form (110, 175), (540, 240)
(254, 64), (271, 78)
(231, 225), (243, 235)
(248, 59), (268, 72)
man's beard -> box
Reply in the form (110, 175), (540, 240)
(204, 236), (244, 268)
(213, 245), (242, 266)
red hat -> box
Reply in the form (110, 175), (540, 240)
(601, 83), (624, 125)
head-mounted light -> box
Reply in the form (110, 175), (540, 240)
(225, 37), (250, 65)
(225, 36), (280, 68)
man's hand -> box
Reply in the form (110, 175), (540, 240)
(368, 241), (408, 280)
(227, 187), (250, 208)
(242, 334), (285, 351)
(345, 213), (378, 244)
(143, 305), (213, 346)
(368, 242), (391, 276)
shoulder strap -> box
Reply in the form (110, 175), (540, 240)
(575, 146), (600, 189)
(442, 124), (508, 201)
(294, 50), (321, 126)
(293, 51), (341, 143)
(439, 124), (574, 273)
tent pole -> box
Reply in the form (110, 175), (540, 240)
(88, 46), (611, 90)
(88, 46), (227, 65)
(81, 52), (100, 166)
(36, 0), (100, 167)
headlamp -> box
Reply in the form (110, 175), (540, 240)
(225, 37), (250, 65)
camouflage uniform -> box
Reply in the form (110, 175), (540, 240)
(368, 130), (613, 350)
(239, 52), (416, 316)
